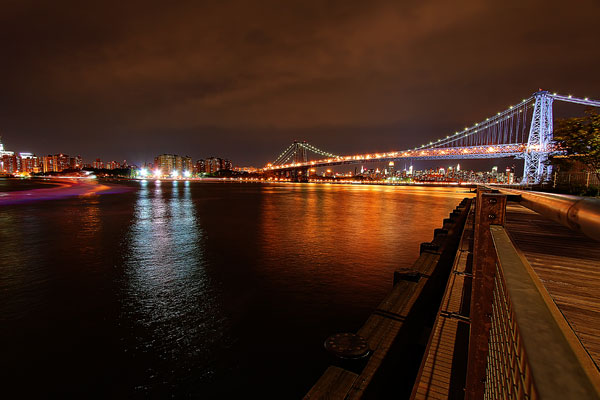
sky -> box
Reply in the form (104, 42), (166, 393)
(1, 0), (599, 166)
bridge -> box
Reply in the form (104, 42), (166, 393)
(265, 90), (600, 184)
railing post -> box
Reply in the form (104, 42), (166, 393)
(465, 190), (507, 400)
(587, 171), (590, 188)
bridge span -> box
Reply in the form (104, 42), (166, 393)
(265, 90), (600, 184)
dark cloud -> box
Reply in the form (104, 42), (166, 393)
(1, 0), (598, 165)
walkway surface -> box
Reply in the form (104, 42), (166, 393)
(505, 202), (600, 370)
(412, 198), (600, 399)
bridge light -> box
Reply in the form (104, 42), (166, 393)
(475, 123), (478, 126)
(553, 92), (557, 95)
(568, 94), (572, 98)
(509, 106), (513, 109)
(585, 97), (589, 101)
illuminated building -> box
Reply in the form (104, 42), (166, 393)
(0, 137), (13, 157)
(200, 157), (232, 173)
(42, 154), (70, 172)
(182, 156), (192, 173)
(205, 157), (220, 173)
(0, 137), (17, 173)
(1, 154), (19, 173)
(154, 154), (175, 175)
(55, 154), (70, 171)
(43, 155), (56, 172)
(93, 158), (104, 169)
(195, 159), (205, 174)
(69, 155), (83, 169)
(20, 153), (41, 173)
(506, 166), (515, 184)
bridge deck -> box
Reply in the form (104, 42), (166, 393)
(505, 203), (600, 370)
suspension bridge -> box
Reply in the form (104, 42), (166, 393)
(265, 90), (600, 184)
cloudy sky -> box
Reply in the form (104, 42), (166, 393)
(1, 0), (599, 165)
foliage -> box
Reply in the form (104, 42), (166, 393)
(553, 109), (600, 181)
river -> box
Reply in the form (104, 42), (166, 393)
(0, 179), (469, 397)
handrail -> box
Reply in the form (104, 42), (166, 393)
(494, 188), (600, 242)
(488, 225), (600, 399)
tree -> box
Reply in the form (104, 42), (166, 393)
(553, 109), (600, 181)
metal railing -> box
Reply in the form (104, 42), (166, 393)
(465, 190), (600, 399)
(498, 188), (600, 242)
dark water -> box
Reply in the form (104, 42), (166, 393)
(0, 179), (469, 397)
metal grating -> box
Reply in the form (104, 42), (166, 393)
(484, 262), (538, 400)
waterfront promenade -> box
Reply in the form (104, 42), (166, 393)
(307, 187), (600, 399)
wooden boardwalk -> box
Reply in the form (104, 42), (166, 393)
(411, 199), (600, 399)
(411, 204), (474, 399)
(505, 203), (600, 370)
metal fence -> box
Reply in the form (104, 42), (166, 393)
(465, 190), (600, 400)
(553, 171), (600, 187)
(485, 258), (536, 399)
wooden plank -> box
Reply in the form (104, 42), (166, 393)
(304, 366), (358, 400)
(410, 203), (475, 399)
(505, 203), (600, 370)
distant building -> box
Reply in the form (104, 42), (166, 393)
(182, 156), (193, 173)
(154, 154), (175, 175)
(20, 153), (41, 173)
(93, 158), (104, 169)
(42, 156), (55, 173)
(202, 157), (232, 174)
(69, 155), (83, 169)
(205, 157), (220, 173)
(195, 159), (205, 174)
(1, 154), (19, 173)
(41, 154), (70, 173)
(0, 137), (14, 157)
(106, 160), (120, 170)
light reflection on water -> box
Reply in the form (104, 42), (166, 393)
(121, 180), (225, 395)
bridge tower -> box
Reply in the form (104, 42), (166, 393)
(293, 141), (308, 164)
(523, 91), (554, 184)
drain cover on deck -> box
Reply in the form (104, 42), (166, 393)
(324, 333), (369, 359)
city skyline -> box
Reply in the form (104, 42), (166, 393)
(2, 1), (599, 165)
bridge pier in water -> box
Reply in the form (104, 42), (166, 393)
(305, 188), (600, 399)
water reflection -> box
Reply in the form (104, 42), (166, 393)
(122, 181), (224, 394)
(258, 185), (468, 307)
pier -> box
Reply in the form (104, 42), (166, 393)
(306, 187), (600, 399)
